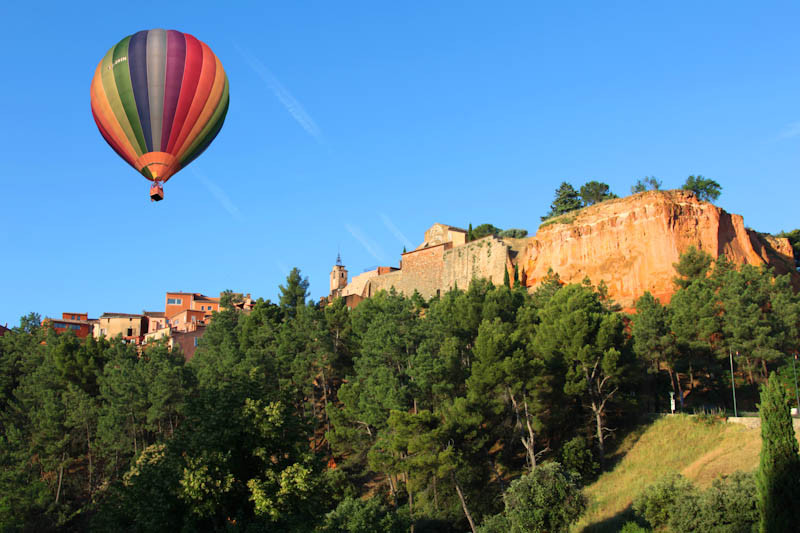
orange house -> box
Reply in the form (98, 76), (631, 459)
(169, 308), (207, 333)
(44, 312), (93, 338)
(165, 292), (220, 323)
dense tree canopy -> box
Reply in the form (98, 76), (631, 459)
(1, 253), (799, 531)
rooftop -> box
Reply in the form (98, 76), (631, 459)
(45, 317), (90, 326)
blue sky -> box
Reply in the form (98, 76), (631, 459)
(1, 1), (799, 325)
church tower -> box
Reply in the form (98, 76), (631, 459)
(330, 253), (348, 297)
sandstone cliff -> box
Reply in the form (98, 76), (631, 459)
(518, 190), (797, 310)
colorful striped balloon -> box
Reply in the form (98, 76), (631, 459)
(90, 29), (229, 190)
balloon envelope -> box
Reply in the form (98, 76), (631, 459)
(90, 29), (229, 184)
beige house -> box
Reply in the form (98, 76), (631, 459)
(94, 313), (147, 342)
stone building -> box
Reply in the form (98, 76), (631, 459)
(328, 223), (519, 306)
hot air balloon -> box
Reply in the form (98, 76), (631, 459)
(90, 29), (229, 201)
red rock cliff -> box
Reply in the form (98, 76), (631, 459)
(518, 190), (797, 310)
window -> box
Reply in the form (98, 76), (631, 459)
(193, 337), (199, 347)
(69, 324), (80, 331)
(127, 328), (133, 336)
(200, 305), (205, 310)
(167, 298), (182, 305)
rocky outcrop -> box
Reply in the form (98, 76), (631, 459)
(518, 190), (798, 310)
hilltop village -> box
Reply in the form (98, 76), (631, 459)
(41, 291), (256, 359)
(328, 190), (798, 310)
(37, 190), (800, 356)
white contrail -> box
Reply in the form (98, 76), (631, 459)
(345, 223), (388, 264)
(235, 44), (323, 142)
(275, 261), (290, 277)
(776, 121), (800, 140)
(381, 213), (414, 250)
(192, 169), (243, 222)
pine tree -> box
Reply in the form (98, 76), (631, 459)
(279, 267), (309, 320)
(756, 375), (800, 532)
(542, 182), (582, 221)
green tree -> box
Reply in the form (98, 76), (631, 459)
(631, 176), (661, 194)
(673, 246), (713, 289)
(542, 182), (582, 221)
(320, 496), (409, 533)
(279, 267), (310, 320)
(682, 175), (722, 202)
(497, 462), (587, 533)
(472, 224), (502, 240)
(756, 375), (800, 532)
(579, 180), (616, 206)
(534, 284), (634, 462)
(633, 292), (683, 409)
(720, 265), (794, 384)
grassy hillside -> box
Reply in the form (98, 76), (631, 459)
(576, 414), (800, 532)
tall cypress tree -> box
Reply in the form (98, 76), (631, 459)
(756, 375), (800, 532)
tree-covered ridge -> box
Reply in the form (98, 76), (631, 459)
(540, 175), (724, 226)
(1, 249), (799, 531)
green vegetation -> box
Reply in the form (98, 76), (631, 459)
(466, 223), (529, 241)
(579, 414), (800, 531)
(630, 176), (661, 194)
(538, 213), (578, 228)
(633, 471), (758, 532)
(540, 180), (617, 223)
(776, 228), (800, 266)
(1, 247), (799, 531)
(541, 182), (584, 221)
(756, 375), (800, 532)
(682, 175), (722, 202)
(478, 463), (587, 533)
(580, 181), (618, 206)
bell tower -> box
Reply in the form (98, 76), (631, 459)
(330, 253), (348, 297)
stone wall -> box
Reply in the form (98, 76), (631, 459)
(369, 244), (449, 299)
(442, 236), (512, 291)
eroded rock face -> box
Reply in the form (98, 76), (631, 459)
(519, 190), (797, 310)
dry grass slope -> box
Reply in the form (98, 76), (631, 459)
(576, 414), (800, 532)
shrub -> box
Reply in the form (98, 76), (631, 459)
(632, 473), (698, 530)
(502, 462), (587, 533)
(499, 228), (528, 239)
(560, 436), (598, 482)
(634, 472), (758, 533)
(319, 496), (409, 533)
